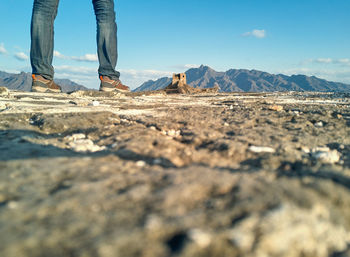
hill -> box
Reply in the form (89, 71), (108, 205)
(134, 65), (350, 93)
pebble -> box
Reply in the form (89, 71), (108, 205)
(8, 201), (19, 209)
(69, 139), (105, 152)
(189, 229), (212, 248)
(311, 147), (341, 164)
(136, 160), (146, 167)
(66, 133), (86, 141)
(301, 147), (310, 153)
(145, 215), (163, 230)
(269, 105), (283, 112)
(314, 121), (324, 128)
(92, 100), (100, 107)
(249, 146), (275, 153)
(162, 129), (181, 137)
(0, 87), (9, 96)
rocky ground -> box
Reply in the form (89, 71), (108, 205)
(0, 86), (350, 257)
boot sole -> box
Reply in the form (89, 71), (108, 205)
(32, 85), (61, 93)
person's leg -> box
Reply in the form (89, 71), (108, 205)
(92, 0), (120, 80)
(30, 0), (60, 80)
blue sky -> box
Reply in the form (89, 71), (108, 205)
(0, 0), (349, 89)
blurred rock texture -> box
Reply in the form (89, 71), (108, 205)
(0, 87), (350, 257)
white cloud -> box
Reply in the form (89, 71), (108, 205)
(285, 57), (350, 84)
(53, 65), (98, 89)
(279, 67), (350, 84)
(119, 69), (172, 89)
(54, 50), (98, 62)
(120, 69), (172, 78)
(72, 54), (98, 62)
(171, 64), (201, 71)
(55, 65), (97, 74)
(315, 58), (332, 64)
(53, 51), (176, 88)
(53, 65), (172, 90)
(184, 64), (200, 69)
(308, 58), (350, 66)
(335, 58), (350, 64)
(0, 43), (7, 54)
(54, 50), (66, 59)
(242, 29), (266, 39)
(14, 52), (29, 61)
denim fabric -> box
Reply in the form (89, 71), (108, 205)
(93, 0), (120, 80)
(30, 0), (120, 80)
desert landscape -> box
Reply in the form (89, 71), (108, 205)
(0, 85), (350, 257)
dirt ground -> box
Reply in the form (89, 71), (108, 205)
(0, 87), (350, 257)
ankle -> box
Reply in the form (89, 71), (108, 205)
(100, 76), (119, 82)
(32, 74), (51, 82)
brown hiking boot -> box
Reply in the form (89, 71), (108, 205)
(31, 74), (62, 93)
(99, 76), (130, 92)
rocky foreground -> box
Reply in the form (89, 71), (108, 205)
(0, 87), (350, 257)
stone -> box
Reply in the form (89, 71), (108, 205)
(66, 133), (86, 141)
(0, 103), (6, 111)
(136, 160), (146, 167)
(162, 129), (181, 138)
(311, 147), (341, 164)
(0, 86), (9, 96)
(314, 121), (324, 127)
(7, 201), (19, 209)
(269, 105), (283, 112)
(249, 145), (275, 153)
(188, 229), (212, 248)
(92, 100), (100, 106)
(68, 139), (106, 152)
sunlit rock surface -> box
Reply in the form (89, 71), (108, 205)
(1, 87), (350, 257)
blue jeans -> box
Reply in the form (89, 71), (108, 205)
(30, 0), (120, 80)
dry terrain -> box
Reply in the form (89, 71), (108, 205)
(0, 87), (350, 257)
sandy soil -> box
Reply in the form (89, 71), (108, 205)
(0, 87), (350, 257)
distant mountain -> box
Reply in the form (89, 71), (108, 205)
(0, 71), (12, 79)
(134, 65), (350, 93)
(136, 77), (172, 92)
(0, 71), (88, 93)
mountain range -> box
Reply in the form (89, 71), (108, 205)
(1, 67), (349, 93)
(135, 65), (350, 93)
(0, 71), (87, 93)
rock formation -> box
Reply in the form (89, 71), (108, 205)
(164, 73), (219, 94)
